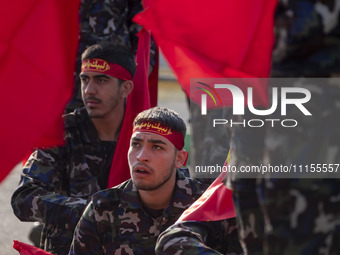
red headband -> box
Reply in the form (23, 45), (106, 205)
(81, 58), (133, 81)
(133, 121), (184, 151)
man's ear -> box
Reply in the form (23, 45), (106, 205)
(120, 80), (134, 98)
(175, 149), (188, 168)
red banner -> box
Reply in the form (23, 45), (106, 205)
(106, 28), (152, 187)
(0, 0), (80, 182)
(134, 0), (276, 107)
(13, 240), (53, 255)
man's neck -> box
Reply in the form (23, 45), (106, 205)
(138, 172), (177, 210)
(92, 105), (125, 142)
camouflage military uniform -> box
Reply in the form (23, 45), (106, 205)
(225, 111), (266, 255)
(272, 0), (340, 77)
(155, 218), (243, 255)
(67, 0), (157, 112)
(228, 1), (340, 254)
(11, 107), (116, 255)
(69, 170), (209, 255)
(228, 85), (340, 255)
(189, 102), (232, 183)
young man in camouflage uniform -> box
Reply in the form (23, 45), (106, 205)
(67, 0), (157, 112)
(69, 107), (209, 254)
(11, 42), (135, 255)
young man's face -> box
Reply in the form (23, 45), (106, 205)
(80, 71), (123, 119)
(128, 131), (180, 191)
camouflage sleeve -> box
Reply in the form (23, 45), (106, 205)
(69, 202), (104, 255)
(156, 219), (243, 255)
(11, 148), (87, 229)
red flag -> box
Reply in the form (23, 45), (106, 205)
(133, 0), (276, 107)
(106, 28), (152, 187)
(13, 240), (53, 255)
(177, 171), (235, 222)
(0, 0), (80, 183)
(177, 152), (235, 222)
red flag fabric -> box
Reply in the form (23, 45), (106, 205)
(13, 240), (53, 255)
(0, 0), (80, 183)
(177, 171), (235, 222)
(133, 0), (276, 107)
(177, 152), (235, 222)
(106, 28), (152, 187)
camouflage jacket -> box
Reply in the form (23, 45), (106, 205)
(155, 219), (243, 255)
(69, 170), (209, 255)
(79, 0), (144, 55)
(11, 107), (116, 255)
(272, 0), (340, 77)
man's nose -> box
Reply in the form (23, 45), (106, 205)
(85, 80), (97, 94)
(136, 146), (150, 162)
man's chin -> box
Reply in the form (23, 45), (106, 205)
(89, 115), (103, 119)
(135, 184), (156, 191)
(87, 109), (104, 119)
(134, 179), (169, 191)
(133, 179), (155, 191)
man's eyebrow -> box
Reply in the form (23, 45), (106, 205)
(79, 73), (111, 79)
(147, 139), (167, 145)
(93, 74), (111, 79)
(131, 137), (143, 142)
(79, 73), (88, 78)
(131, 136), (167, 145)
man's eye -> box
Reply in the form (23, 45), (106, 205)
(153, 145), (163, 150)
(80, 77), (89, 83)
(98, 78), (107, 83)
(131, 142), (140, 148)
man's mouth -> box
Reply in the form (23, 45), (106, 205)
(133, 165), (152, 175)
(85, 97), (101, 106)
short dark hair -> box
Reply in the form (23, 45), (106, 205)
(133, 107), (186, 139)
(81, 42), (136, 78)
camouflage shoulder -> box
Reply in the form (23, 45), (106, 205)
(177, 170), (210, 195)
(189, 178), (210, 195)
(91, 179), (132, 208)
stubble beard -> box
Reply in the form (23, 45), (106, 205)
(135, 160), (176, 191)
